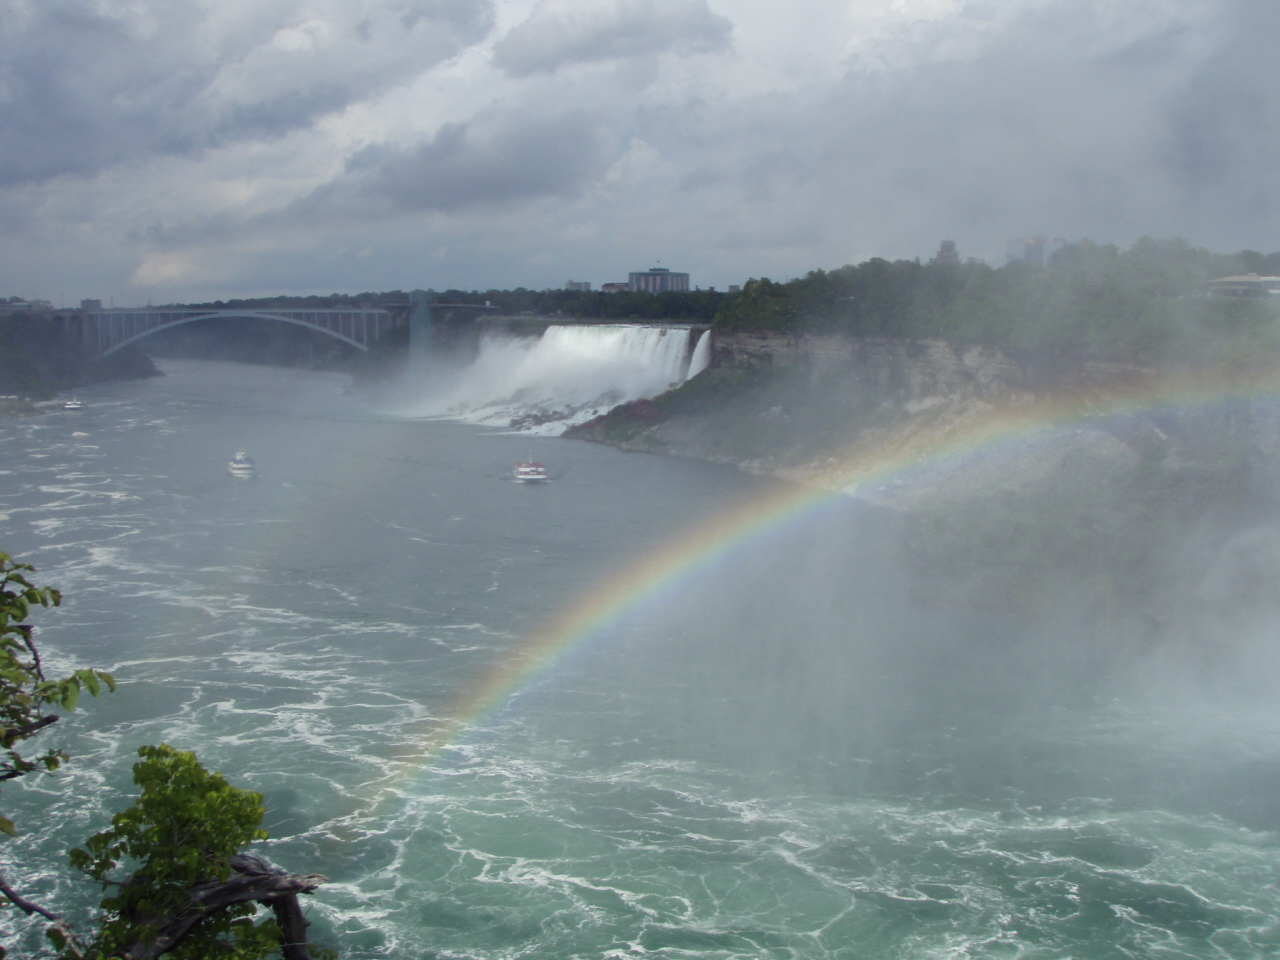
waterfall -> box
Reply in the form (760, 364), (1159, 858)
(409, 324), (704, 434)
(687, 330), (711, 379)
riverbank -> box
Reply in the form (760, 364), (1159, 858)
(0, 395), (38, 417)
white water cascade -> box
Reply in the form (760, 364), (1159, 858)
(687, 330), (711, 379)
(409, 324), (708, 434)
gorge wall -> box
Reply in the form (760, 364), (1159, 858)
(0, 314), (158, 404)
(568, 331), (1280, 650)
(570, 330), (1166, 488)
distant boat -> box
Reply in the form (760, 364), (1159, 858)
(228, 451), (256, 478)
(63, 397), (84, 410)
(513, 461), (548, 482)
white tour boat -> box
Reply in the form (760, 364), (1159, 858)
(63, 397), (84, 410)
(513, 461), (549, 482)
(228, 451), (256, 478)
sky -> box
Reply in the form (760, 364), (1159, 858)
(1, 0), (1277, 305)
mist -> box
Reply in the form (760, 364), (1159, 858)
(517, 438), (1280, 831)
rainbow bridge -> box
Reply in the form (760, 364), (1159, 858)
(80, 306), (401, 357)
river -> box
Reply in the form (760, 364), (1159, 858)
(2, 360), (1279, 959)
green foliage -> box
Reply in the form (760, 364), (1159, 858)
(712, 278), (796, 331)
(437, 286), (727, 322)
(1, 553), (115, 837)
(179, 286), (728, 323)
(70, 744), (279, 960)
(710, 239), (1280, 361)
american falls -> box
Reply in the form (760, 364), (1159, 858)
(407, 324), (710, 434)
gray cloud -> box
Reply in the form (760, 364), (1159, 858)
(860, 0), (1280, 251)
(0, 0), (494, 187)
(6, 0), (1280, 303)
(611, 0), (1280, 265)
(1158, 0), (1280, 217)
(295, 109), (612, 217)
(493, 0), (731, 77)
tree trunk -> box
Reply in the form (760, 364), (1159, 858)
(116, 854), (327, 959)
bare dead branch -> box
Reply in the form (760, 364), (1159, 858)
(0, 871), (64, 922)
(0, 873), (85, 958)
(2, 713), (58, 744)
(266, 889), (318, 960)
(114, 854), (328, 960)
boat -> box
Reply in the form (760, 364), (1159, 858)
(513, 461), (549, 482)
(63, 397), (84, 410)
(228, 451), (256, 478)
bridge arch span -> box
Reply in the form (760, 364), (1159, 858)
(83, 307), (399, 357)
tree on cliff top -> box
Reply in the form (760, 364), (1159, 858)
(710, 239), (1280, 360)
(711, 277), (797, 332)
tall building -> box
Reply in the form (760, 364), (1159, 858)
(1007, 236), (1046, 265)
(628, 267), (690, 294)
(565, 280), (591, 292)
(932, 240), (960, 265)
(1007, 236), (1066, 266)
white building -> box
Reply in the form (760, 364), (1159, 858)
(628, 268), (690, 294)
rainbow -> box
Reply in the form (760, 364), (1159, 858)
(370, 358), (1280, 794)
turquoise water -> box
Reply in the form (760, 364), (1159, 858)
(2, 360), (1279, 958)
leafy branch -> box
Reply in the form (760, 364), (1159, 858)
(0, 553), (330, 958)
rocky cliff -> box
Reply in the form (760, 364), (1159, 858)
(0, 313), (159, 404)
(568, 331), (1159, 489)
(568, 331), (1280, 651)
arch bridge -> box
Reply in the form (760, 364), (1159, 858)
(81, 307), (401, 357)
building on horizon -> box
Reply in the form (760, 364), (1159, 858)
(3, 297), (54, 313)
(565, 280), (591, 292)
(600, 282), (630, 293)
(628, 267), (690, 294)
(81, 298), (103, 311)
(1206, 275), (1280, 298)
(1006, 236), (1066, 266)
(931, 240), (960, 265)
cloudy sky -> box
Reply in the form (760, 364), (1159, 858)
(2, 0), (1277, 304)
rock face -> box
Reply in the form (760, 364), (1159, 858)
(568, 331), (1156, 489)
(0, 314), (160, 401)
(568, 330), (1280, 651)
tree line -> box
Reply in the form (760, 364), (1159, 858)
(713, 238), (1280, 361)
(178, 288), (727, 323)
(174, 238), (1280, 362)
